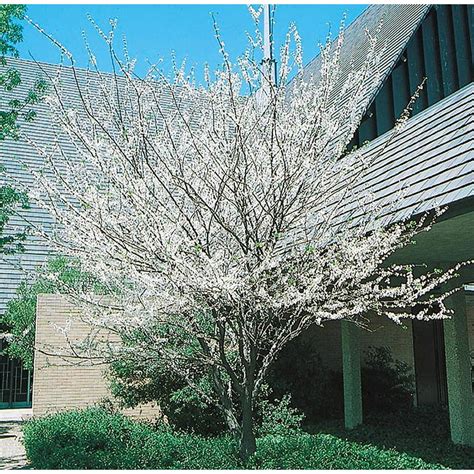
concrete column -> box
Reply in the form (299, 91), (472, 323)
(341, 320), (363, 429)
(443, 286), (474, 447)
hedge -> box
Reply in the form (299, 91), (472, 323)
(23, 407), (445, 469)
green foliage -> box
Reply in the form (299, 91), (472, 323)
(0, 256), (105, 369)
(0, 4), (48, 140)
(362, 346), (414, 413)
(268, 337), (344, 421)
(269, 336), (414, 424)
(257, 392), (305, 437)
(108, 308), (235, 437)
(171, 436), (238, 469)
(309, 408), (474, 470)
(23, 407), (447, 469)
(23, 407), (240, 470)
(110, 333), (413, 438)
(109, 357), (305, 438)
(248, 433), (444, 469)
(0, 184), (29, 254)
(109, 358), (227, 435)
(23, 407), (163, 469)
(0, 5), (25, 60)
(0, 5), (47, 257)
(0, 74), (48, 140)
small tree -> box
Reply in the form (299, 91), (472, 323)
(0, 5), (47, 140)
(0, 4), (47, 253)
(25, 11), (464, 459)
(0, 256), (99, 369)
(0, 5), (29, 253)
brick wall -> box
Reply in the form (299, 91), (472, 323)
(33, 294), (160, 420)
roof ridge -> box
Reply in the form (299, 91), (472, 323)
(5, 55), (123, 81)
(302, 4), (373, 73)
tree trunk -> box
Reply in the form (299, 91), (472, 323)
(223, 403), (241, 441)
(239, 390), (256, 461)
(210, 366), (241, 440)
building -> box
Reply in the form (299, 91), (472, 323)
(0, 4), (473, 445)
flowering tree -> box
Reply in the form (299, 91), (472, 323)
(24, 11), (463, 459)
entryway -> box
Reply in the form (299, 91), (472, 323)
(0, 341), (32, 409)
(412, 319), (448, 406)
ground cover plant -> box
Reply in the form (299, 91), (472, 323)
(308, 409), (474, 469)
(23, 407), (450, 470)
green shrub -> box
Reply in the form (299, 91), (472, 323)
(362, 346), (414, 413)
(23, 407), (447, 469)
(23, 407), (240, 469)
(269, 337), (414, 424)
(172, 436), (239, 470)
(268, 337), (344, 421)
(110, 359), (305, 438)
(109, 359), (226, 436)
(23, 407), (158, 469)
(248, 433), (445, 469)
(257, 392), (304, 436)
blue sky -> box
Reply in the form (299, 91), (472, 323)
(18, 4), (367, 78)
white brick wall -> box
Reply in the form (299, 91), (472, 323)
(33, 294), (160, 420)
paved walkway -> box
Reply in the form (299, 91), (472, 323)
(0, 410), (32, 470)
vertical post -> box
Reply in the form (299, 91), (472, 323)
(443, 285), (474, 447)
(258, 4), (276, 104)
(263, 5), (272, 63)
(8, 357), (14, 407)
(27, 369), (31, 406)
(262, 4), (276, 85)
(341, 320), (363, 429)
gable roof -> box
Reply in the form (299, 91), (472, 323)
(300, 4), (431, 122)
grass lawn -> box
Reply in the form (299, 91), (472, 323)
(306, 408), (474, 469)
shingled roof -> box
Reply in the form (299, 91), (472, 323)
(331, 81), (474, 229)
(0, 58), (176, 312)
(300, 4), (431, 119)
